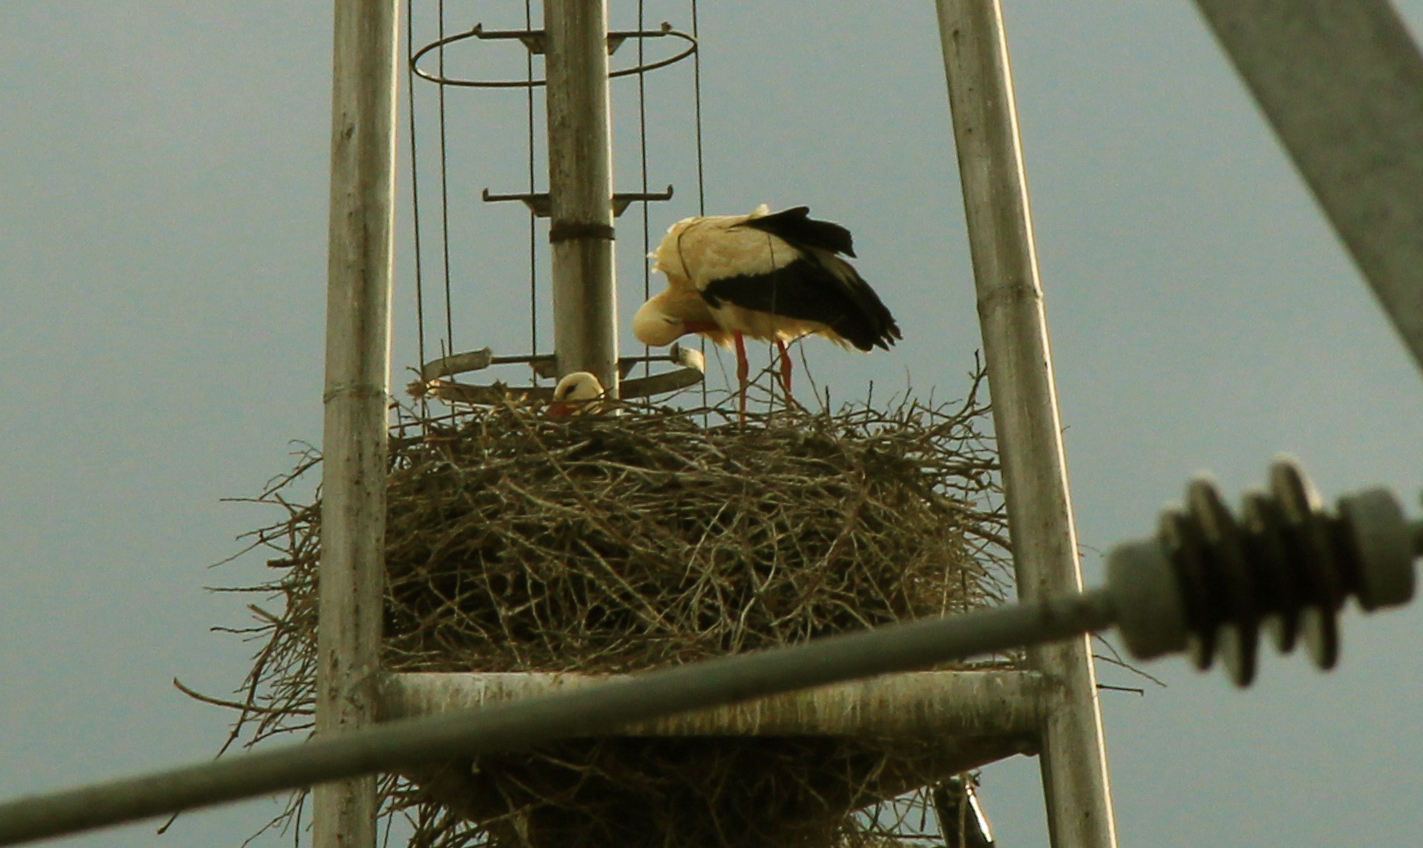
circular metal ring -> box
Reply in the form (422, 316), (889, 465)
(408, 346), (706, 404)
(1189, 479), (1259, 686)
(1241, 492), (1298, 653)
(1271, 460), (1344, 669)
(1160, 510), (1215, 670)
(411, 24), (698, 89)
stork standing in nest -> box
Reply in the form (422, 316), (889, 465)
(633, 205), (901, 418)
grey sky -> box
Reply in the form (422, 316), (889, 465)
(3, 2), (1423, 846)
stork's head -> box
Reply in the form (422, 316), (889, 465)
(547, 371), (604, 416)
(633, 288), (724, 347)
(632, 297), (686, 346)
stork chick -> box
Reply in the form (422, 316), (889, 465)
(546, 371), (605, 417)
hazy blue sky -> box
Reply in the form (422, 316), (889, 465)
(3, 2), (1423, 846)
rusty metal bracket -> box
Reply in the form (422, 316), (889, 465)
(482, 185), (673, 218)
(482, 190), (551, 218)
(613, 186), (674, 215)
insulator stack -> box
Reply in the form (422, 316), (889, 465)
(1107, 460), (1417, 686)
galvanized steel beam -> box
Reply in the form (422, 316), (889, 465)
(934, 2), (1119, 847)
(546, 0), (621, 393)
(1192, 0), (1423, 375)
(314, 0), (400, 846)
(379, 670), (1047, 739)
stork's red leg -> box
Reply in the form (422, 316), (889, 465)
(775, 339), (793, 406)
(734, 331), (749, 422)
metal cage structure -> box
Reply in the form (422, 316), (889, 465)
(401, 1), (710, 409)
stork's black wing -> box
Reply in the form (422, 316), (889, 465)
(701, 256), (901, 352)
(740, 206), (857, 257)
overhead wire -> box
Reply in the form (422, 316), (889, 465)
(638, 0), (651, 378)
(691, 0), (708, 412)
(436, 0), (455, 360)
(526, 0), (539, 382)
(406, 0), (430, 424)
(691, 0), (706, 218)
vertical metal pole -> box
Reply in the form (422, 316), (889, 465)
(545, 0), (620, 395)
(315, 0), (399, 844)
(933, 3), (1118, 847)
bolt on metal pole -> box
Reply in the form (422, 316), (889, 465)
(545, 0), (620, 395)
(314, 0), (400, 845)
(934, 2), (1118, 847)
(1189, 0), (1423, 376)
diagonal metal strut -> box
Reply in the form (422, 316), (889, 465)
(1193, 0), (1423, 374)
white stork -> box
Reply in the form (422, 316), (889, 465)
(546, 371), (605, 417)
(632, 205), (900, 417)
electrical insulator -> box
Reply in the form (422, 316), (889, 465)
(1107, 459), (1417, 686)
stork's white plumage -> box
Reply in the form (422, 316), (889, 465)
(633, 205), (900, 416)
(546, 371), (605, 417)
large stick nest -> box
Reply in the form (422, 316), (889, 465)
(210, 369), (1012, 848)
